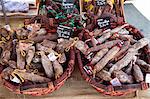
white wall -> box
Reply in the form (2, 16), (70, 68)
(131, 0), (150, 21)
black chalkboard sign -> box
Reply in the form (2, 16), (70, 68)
(62, 0), (74, 9)
(57, 25), (73, 39)
(97, 17), (110, 29)
(96, 0), (106, 6)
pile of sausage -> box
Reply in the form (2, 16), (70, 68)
(0, 23), (75, 84)
(75, 24), (150, 85)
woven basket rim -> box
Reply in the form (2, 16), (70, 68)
(0, 47), (75, 96)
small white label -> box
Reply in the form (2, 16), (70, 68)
(57, 38), (64, 43)
(26, 25), (33, 31)
(87, 53), (94, 60)
(118, 29), (129, 35)
(48, 52), (57, 61)
(11, 76), (21, 84)
(4, 25), (11, 31)
(93, 38), (98, 45)
(110, 78), (122, 86)
(146, 74), (150, 83)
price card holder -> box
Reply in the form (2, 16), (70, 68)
(96, 0), (107, 6)
(57, 25), (73, 39)
(97, 17), (110, 29)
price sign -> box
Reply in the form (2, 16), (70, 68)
(62, 0), (74, 9)
(83, 65), (93, 76)
(96, 0), (106, 6)
(97, 17), (110, 29)
(57, 25), (73, 39)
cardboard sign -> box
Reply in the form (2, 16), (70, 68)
(96, 0), (106, 6)
(62, 0), (74, 11)
(83, 65), (93, 76)
(145, 74), (150, 83)
(57, 25), (73, 39)
(110, 78), (122, 86)
(97, 17), (110, 29)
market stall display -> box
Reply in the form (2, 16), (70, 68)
(0, 0), (150, 97)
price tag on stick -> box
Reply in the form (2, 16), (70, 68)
(96, 0), (106, 6)
(57, 25), (73, 39)
(97, 17), (110, 29)
(62, 0), (74, 9)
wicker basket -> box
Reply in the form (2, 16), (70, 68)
(0, 16), (75, 96)
(76, 23), (150, 96)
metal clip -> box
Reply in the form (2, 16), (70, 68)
(65, 37), (79, 52)
(33, 69), (39, 74)
(6, 35), (10, 40)
(1, 37), (6, 42)
(21, 50), (26, 57)
(0, 41), (6, 44)
(11, 69), (26, 83)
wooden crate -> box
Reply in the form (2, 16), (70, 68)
(79, 0), (125, 21)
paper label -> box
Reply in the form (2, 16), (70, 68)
(97, 17), (110, 29)
(57, 38), (64, 43)
(110, 78), (122, 86)
(83, 65), (93, 76)
(93, 38), (98, 45)
(57, 25), (73, 39)
(4, 25), (11, 31)
(11, 76), (21, 84)
(96, 0), (106, 6)
(26, 25), (33, 31)
(145, 74), (150, 83)
(48, 52), (57, 61)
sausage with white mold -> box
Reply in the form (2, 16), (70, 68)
(133, 64), (144, 82)
(94, 46), (121, 73)
(52, 60), (63, 79)
(38, 51), (54, 78)
(109, 38), (149, 73)
(26, 46), (35, 66)
(90, 48), (108, 65)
